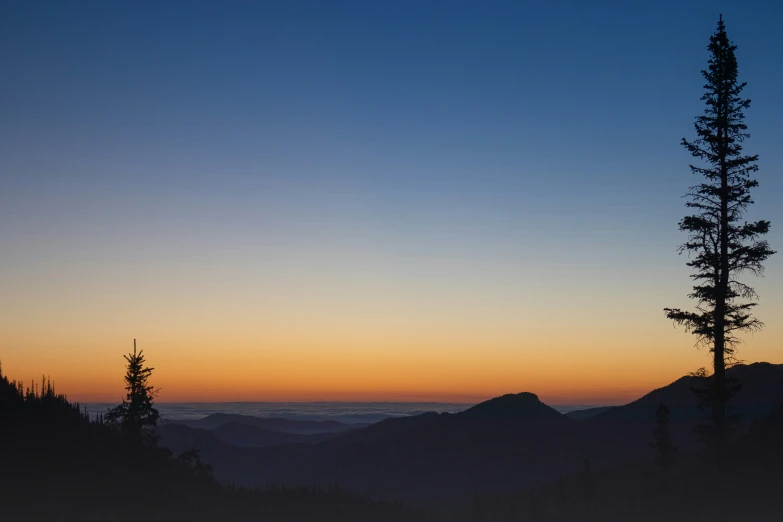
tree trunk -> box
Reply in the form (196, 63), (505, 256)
(713, 75), (730, 467)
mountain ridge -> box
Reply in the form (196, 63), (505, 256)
(173, 413), (358, 434)
(156, 362), (783, 507)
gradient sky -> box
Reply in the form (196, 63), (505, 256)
(1, 1), (781, 405)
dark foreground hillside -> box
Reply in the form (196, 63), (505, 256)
(471, 405), (783, 522)
(0, 368), (430, 522)
(583, 362), (783, 466)
(3, 362), (782, 522)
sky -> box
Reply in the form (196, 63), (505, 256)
(1, 0), (782, 405)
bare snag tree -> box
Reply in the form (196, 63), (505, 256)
(664, 15), (775, 457)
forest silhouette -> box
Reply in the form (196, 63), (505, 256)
(0, 359), (430, 522)
(1, 14), (780, 522)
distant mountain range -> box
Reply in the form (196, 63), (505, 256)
(155, 362), (783, 507)
(157, 414), (359, 450)
(170, 412), (362, 434)
(564, 406), (613, 421)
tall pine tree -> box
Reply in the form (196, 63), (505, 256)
(664, 15), (775, 459)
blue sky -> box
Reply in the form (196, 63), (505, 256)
(0, 1), (781, 401)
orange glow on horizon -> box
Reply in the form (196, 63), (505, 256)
(2, 261), (780, 406)
(3, 323), (780, 406)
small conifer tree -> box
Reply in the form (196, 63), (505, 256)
(650, 402), (678, 468)
(105, 339), (160, 444)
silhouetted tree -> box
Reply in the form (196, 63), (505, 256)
(528, 490), (539, 521)
(650, 402), (678, 468)
(177, 446), (213, 479)
(581, 459), (596, 522)
(664, 15), (775, 460)
(105, 339), (160, 444)
(555, 477), (568, 522)
(469, 495), (485, 522)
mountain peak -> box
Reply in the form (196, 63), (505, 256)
(459, 392), (565, 421)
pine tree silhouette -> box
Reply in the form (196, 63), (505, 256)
(581, 459), (597, 522)
(105, 339), (161, 445)
(650, 402), (678, 469)
(664, 14), (775, 464)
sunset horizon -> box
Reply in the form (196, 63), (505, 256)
(2, 4), (780, 413)
(2, 2), (782, 520)
(3, 335), (781, 405)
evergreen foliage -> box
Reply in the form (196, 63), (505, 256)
(105, 339), (161, 444)
(664, 15), (775, 456)
(649, 402), (678, 468)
